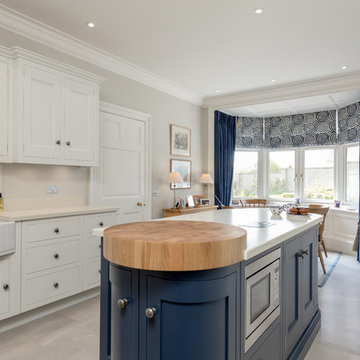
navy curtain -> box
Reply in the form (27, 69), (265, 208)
(358, 141), (360, 261)
(214, 111), (236, 207)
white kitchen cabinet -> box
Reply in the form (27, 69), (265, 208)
(0, 54), (12, 163)
(13, 48), (103, 166)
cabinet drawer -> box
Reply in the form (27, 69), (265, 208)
(84, 257), (100, 290)
(25, 217), (81, 243)
(86, 236), (101, 259)
(85, 213), (117, 234)
(23, 266), (81, 310)
(25, 239), (81, 274)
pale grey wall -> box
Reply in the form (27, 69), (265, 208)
(0, 29), (208, 218)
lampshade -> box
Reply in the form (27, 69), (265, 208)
(199, 173), (214, 184)
(168, 172), (183, 184)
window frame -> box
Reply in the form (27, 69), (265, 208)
(343, 143), (359, 205)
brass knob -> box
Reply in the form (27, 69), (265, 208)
(137, 202), (143, 206)
(145, 307), (156, 319)
(117, 298), (128, 309)
(53, 282), (59, 289)
(53, 253), (59, 259)
(99, 222), (104, 227)
(55, 140), (61, 145)
(54, 228), (59, 234)
(3, 284), (9, 291)
(66, 141), (71, 146)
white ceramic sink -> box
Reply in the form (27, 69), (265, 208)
(0, 221), (15, 255)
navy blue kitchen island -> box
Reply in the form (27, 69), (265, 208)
(95, 209), (322, 360)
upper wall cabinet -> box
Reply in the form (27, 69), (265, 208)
(0, 52), (12, 163)
(13, 48), (104, 166)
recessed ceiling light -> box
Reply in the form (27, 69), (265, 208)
(254, 8), (264, 15)
(87, 22), (95, 28)
(341, 65), (349, 70)
(215, 89), (221, 94)
(271, 79), (277, 83)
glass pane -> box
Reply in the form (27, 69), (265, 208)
(304, 148), (334, 200)
(233, 151), (258, 198)
(250, 274), (270, 324)
(269, 151), (295, 199)
(346, 146), (359, 202)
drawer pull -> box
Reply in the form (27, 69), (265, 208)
(54, 228), (60, 234)
(53, 253), (59, 259)
(98, 269), (101, 274)
(98, 244), (101, 249)
(99, 222), (104, 227)
(53, 282), (59, 289)
(117, 298), (128, 309)
(3, 284), (9, 291)
(145, 307), (156, 319)
(66, 141), (71, 146)
(55, 140), (61, 145)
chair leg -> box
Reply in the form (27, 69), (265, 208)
(318, 244), (326, 274)
(321, 239), (328, 258)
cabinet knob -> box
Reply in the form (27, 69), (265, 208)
(303, 250), (309, 256)
(117, 298), (128, 309)
(98, 244), (101, 249)
(66, 141), (71, 146)
(53, 282), (59, 289)
(99, 222), (104, 227)
(3, 284), (9, 291)
(54, 228), (60, 234)
(137, 202), (143, 207)
(145, 307), (156, 319)
(297, 252), (305, 259)
(55, 140), (61, 145)
(53, 253), (59, 259)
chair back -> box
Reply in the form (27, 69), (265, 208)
(307, 205), (330, 239)
(244, 199), (267, 208)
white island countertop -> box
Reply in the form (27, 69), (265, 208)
(0, 205), (118, 222)
(93, 208), (322, 260)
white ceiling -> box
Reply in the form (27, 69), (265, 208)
(0, 0), (360, 98)
(225, 90), (360, 117)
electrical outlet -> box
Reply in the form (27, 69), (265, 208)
(46, 185), (59, 194)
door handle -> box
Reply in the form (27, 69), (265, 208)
(297, 252), (305, 259)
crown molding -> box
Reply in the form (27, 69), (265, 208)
(0, 5), (204, 106)
(204, 72), (360, 109)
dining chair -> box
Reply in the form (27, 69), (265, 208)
(244, 199), (267, 208)
(307, 205), (330, 274)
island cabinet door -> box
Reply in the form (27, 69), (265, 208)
(110, 265), (139, 360)
(283, 236), (304, 356)
(139, 270), (238, 360)
(300, 229), (318, 329)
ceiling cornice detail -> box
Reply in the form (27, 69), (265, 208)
(0, 5), (204, 106)
(204, 72), (360, 109)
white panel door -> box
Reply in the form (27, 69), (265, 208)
(0, 60), (9, 160)
(63, 77), (97, 163)
(23, 65), (62, 160)
(91, 104), (151, 223)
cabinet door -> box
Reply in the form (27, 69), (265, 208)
(23, 65), (63, 160)
(301, 229), (318, 328)
(63, 77), (97, 163)
(0, 59), (9, 160)
(284, 236), (303, 356)
(110, 265), (139, 360)
(141, 272), (237, 360)
(0, 256), (11, 318)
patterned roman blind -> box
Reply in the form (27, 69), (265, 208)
(235, 117), (264, 149)
(338, 101), (360, 144)
(264, 110), (337, 148)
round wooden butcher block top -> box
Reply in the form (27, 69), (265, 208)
(103, 220), (247, 271)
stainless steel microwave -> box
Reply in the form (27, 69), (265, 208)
(245, 248), (281, 352)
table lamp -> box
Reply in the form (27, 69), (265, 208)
(168, 172), (184, 208)
(199, 173), (214, 185)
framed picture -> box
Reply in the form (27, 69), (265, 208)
(170, 125), (191, 157)
(200, 198), (210, 206)
(193, 195), (205, 206)
(170, 159), (191, 189)
(187, 195), (195, 207)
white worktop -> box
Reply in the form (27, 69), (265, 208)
(93, 208), (322, 260)
(0, 205), (118, 222)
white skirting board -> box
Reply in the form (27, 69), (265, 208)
(0, 287), (99, 334)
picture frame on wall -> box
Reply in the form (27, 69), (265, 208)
(170, 159), (191, 189)
(170, 124), (191, 157)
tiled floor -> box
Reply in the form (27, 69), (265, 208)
(0, 254), (359, 360)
